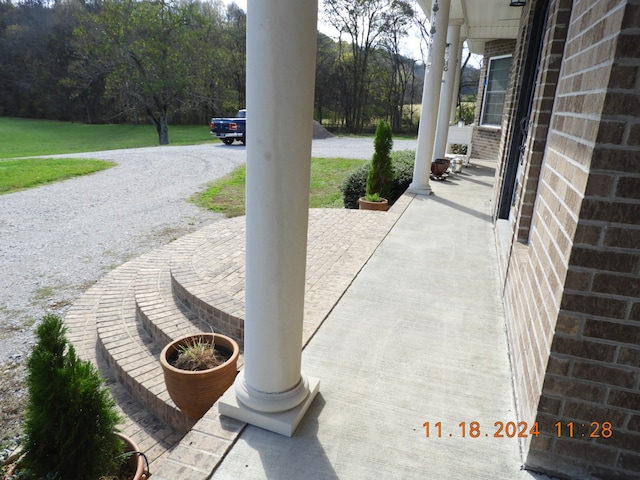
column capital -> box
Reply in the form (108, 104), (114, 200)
(449, 18), (464, 27)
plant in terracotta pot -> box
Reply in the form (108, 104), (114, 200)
(359, 120), (393, 211)
(161, 332), (239, 420)
(6, 314), (147, 480)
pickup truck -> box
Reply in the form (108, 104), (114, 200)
(210, 109), (246, 145)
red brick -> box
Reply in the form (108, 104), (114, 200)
(572, 361), (638, 388)
(552, 335), (617, 362)
(542, 376), (607, 402)
(616, 34), (640, 59)
(554, 437), (617, 464)
(555, 313), (581, 334)
(562, 401), (627, 427)
(539, 395), (562, 415)
(618, 347), (640, 368)
(604, 227), (640, 249)
(608, 389), (640, 409)
(584, 173), (616, 197)
(573, 224), (602, 245)
(579, 199), (640, 225)
(584, 319), (640, 344)
(618, 452), (640, 473)
(599, 429), (640, 452)
(609, 66), (639, 90)
(596, 121), (626, 144)
(569, 247), (637, 274)
(593, 273), (640, 297)
(616, 177), (640, 199)
(547, 355), (571, 375)
(560, 293), (628, 318)
(591, 147), (640, 173)
(629, 415), (640, 432)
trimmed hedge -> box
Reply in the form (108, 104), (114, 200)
(341, 149), (415, 209)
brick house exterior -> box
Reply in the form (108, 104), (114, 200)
(489, 0), (640, 478)
(472, 39), (516, 160)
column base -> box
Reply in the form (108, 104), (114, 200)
(407, 182), (433, 195)
(219, 372), (320, 437)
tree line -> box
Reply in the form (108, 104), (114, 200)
(0, 0), (477, 143)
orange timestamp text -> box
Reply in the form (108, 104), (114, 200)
(422, 421), (613, 439)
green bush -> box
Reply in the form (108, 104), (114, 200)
(341, 150), (415, 209)
(390, 150), (415, 202)
(366, 121), (394, 201)
(24, 314), (124, 480)
(341, 162), (370, 209)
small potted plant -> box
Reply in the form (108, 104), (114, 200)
(161, 332), (239, 420)
(7, 314), (147, 480)
(359, 120), (393, 211)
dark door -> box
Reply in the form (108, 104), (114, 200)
(497, 0), (551, 219)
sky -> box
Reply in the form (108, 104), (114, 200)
(220, 0), (429, 63)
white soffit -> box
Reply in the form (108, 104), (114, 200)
(414, 0), (522, 55)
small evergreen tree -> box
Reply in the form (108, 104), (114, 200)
(24, 314), (124, 480)
(366, 120), (394, 200)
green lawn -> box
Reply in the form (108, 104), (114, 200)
(0, 117), (213, 158)
(0, 117), (365, 205)
(0, 158), (114, 194)
(192, 157), (365, 217)
(0, 117), (212, 194)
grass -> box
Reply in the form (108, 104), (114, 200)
(0, 116), (214, 194)
(193, 166), (247, 217)
(0, 117), (367, 208)
(0, 117), (213, 158)
(193, 157), (365, 217)
(0, 158), (114, 194)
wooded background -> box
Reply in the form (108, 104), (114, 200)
(0, 0), (479, 143)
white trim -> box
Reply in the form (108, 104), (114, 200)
(480, 54), (513, 127)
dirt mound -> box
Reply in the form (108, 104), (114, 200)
(312, 120), (334, 139)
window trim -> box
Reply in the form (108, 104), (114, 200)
(480, 54), (512, 127)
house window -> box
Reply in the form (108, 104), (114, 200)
(481, 55), (512, 126)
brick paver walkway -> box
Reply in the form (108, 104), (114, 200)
(64, 194), (413, 477)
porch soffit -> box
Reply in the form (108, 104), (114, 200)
(415, 0), (522, 54)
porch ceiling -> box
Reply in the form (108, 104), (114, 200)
(416, 0), (523, 54)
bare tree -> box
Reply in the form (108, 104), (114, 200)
(324, 0), (390, 132)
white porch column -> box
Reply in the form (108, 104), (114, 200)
(408, 0), (451, 194)
(449, 37), (465, 125)
(434, 19), (463, 159)
(219, 0), (320, 437)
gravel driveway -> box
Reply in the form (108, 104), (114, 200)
(0, 136), (416, 448)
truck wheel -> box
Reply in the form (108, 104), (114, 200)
(222, 138), (234, 145)
(241, 134), (246, 146)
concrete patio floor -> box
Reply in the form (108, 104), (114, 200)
(204, 160), (557, 479)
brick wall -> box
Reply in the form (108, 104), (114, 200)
(471, 39), (517, 160)
(495, 0), (640, 478)
(493, 0), (573, 458)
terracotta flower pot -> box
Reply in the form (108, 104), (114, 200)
(116, 432), (147, 480)
(358, 197), (389, 211)
(160, 333), (239, 419)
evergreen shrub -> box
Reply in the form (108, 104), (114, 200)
(341, 150), (415, 209)
(365, 121), (394, 201)
(24, 314), (124, 480)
